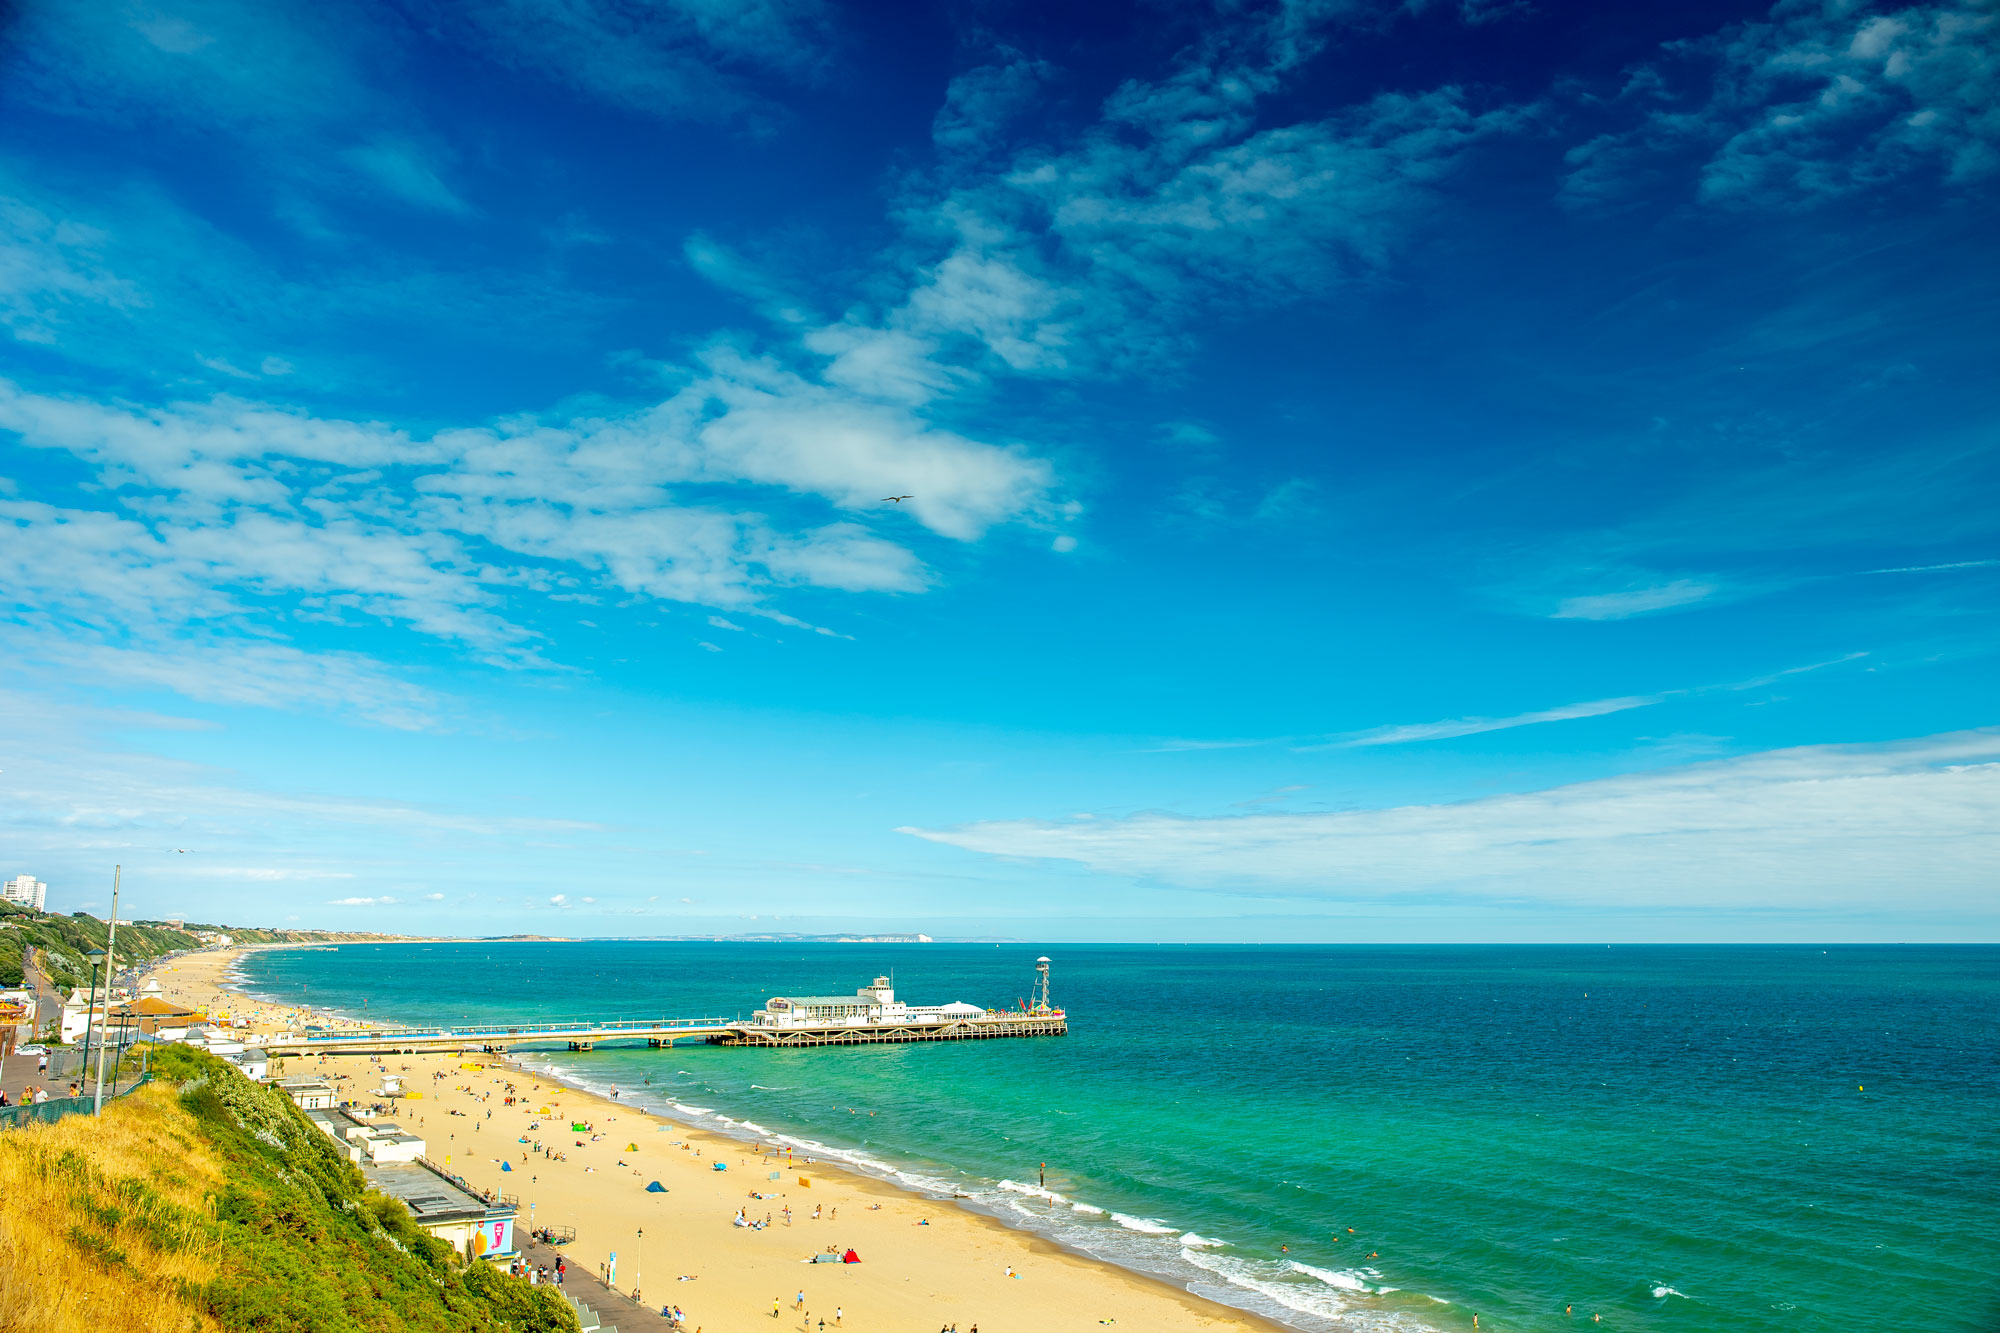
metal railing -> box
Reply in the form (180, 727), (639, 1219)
(0, 1075), (152, 1130)
(286, 1015), (744, 1044)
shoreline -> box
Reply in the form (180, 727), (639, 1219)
(150, 946), (1314, 1333)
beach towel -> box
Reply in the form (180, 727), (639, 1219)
(646, 1181), (667, 1193)
(769, 1171), (782, 1180)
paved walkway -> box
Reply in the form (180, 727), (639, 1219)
(518, 1236), (678, 1333)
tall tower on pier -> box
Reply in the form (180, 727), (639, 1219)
(1033, 956), (1053, 1012)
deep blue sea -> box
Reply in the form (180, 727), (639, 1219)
(236, 943), (2000, 1333)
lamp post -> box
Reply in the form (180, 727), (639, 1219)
(79, 947), (106, 1100)
(93, 866), (121, 1115)
(636, 1226), (643, 1301)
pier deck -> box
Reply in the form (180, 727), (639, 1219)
(261, 1011), (1066, 1057)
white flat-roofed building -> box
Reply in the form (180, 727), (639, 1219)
(753, 977), (991, 1029)
(278, 1077), (338, 1110)
(2, 876), (46, 911)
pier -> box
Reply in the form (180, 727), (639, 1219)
(260, 961), (1066, 1057)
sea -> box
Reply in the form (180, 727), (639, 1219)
(234, 943), (2000, 1333)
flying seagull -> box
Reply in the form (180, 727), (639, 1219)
(882, 495), (913, 503)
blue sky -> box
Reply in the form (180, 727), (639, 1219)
(2, 0), (1995, 940)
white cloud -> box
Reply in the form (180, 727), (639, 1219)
(0, 195), (147, 345)
(1565, 0), (2000, 206)
(329, 896), (389, 906)
(426, 892), (445, 900)
(903, 729), (2000, 909)
(1552, 580), (1716, 620)
(0, 362), (1053, 711)
(581, 896), (596, 903)
(932, 52), (1054, 154)
(549, 893), (567, 905)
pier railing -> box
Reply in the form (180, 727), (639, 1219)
(287, 1016), (745, 1045)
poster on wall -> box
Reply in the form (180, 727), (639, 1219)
(476, 1218), (513, 1258)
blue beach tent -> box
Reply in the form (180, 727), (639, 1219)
(646, 1181), (667, 1193)
(500, 1161), (512, 1172)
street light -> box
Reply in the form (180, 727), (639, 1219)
(636, 1226), (643, 1302)
(79, 947), (107, 1100)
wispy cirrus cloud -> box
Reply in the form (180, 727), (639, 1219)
(904, 728), (2000, 909)
(1867, 558), (2000, 574)
(1149, 653), (1867, 753)
(1551, 579), (1718, 620)
(1309, 695), (1660, 749)
(443, 0), (835, 124)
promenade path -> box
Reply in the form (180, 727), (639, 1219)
(518, 1235), (676, 1333)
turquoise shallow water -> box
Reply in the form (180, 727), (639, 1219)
(237, 943), (2000, 1333)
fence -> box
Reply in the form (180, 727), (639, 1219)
(0, 1075), (153, 1130)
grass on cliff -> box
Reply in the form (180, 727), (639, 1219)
(0, 1046), (577, 1333)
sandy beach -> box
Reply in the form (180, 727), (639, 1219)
(146, 947), (1281, 1333)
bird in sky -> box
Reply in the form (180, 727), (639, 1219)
(881, 495), (912, 503)
(175, 849), (194, 853)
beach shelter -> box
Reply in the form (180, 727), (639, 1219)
(501, 1161), (512, 1172)
(646, 1181), (667, 1193)
(843, 1250), (860, 1264)
(626, 1142), (638, 1151)
(798, 1176), (811, 1187)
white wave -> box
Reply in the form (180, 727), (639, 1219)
(1111, 1213), (1177, 1235)
(1071, 1202), (1106, 1216)
(1182, 1251), (1356, 1322)
(749, 1084), (790, 1091)
(1180, 1232), (1228, 1249)
(1288, 1261), (1375, 1293)
(997, 1180), (1069, 1205)
(1652, 1286), (1689, 1300)
(738, 1120), (770, 1135)
(668, 1103), (715, 1116)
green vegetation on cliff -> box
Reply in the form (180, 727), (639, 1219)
(0, 1045), (577, 1333)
